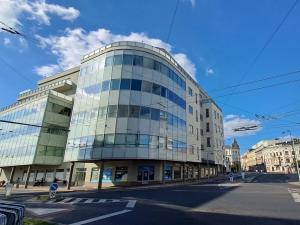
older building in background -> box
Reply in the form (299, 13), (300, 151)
(241, 139), (300, 173)
(225, 138), (241, 172)
(0, 41), (225, 188)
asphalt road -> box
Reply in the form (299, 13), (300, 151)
(5, 173), (300, 225)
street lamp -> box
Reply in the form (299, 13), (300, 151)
(282, 130), (300, 182)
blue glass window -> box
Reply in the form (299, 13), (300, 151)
(102, 80), (110, 92)
(160, 86), (166, 97)
(105, 56), (114, 66)
(153, 61), (161, 71)
(114, 55), (123, 65)
(133, 55), (143, 66)
(111, 79), (120, 90)
(120, 79), (131, 90)
(152, 83), (161, 95)
(151, 108), (160, 121)
(139, 135), (149, 146)
(131, 79), (142, 91)
(143, 57), (154, 69)
(140, 106), (151, 119)
(123, 54), (133, 65)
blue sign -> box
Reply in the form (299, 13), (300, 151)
(50, 183), (58, 191)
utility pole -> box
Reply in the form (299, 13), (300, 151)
(283, 130), (300, 182)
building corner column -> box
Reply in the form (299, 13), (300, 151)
(9, 166), (16, 183)
(67, 162), (75, 190)
(24, 165), (31, 189)
(98, 161), (104, 191)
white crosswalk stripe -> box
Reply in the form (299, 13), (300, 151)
(288, 188), (300, 202)
(47, 197), (137, 208)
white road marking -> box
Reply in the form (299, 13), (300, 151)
(68, 209), (132, 225)
(288, 188), (300, 202)
(69, 198), (83, 204)
(50, 197), (137, 208)
(57, 197), (73, 204)
(126, 200), (136, 208)
(27, 208), (67, 215)
(84, 199), (94, 203)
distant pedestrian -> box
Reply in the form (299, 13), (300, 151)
(229, 173), (234, 182)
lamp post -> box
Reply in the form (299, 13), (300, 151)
(282, 130), (300, 182)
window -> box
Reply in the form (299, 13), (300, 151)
(200, 114), (203, 121)
(139, 135), (149, 146)
(102, 80), (110, 91)
(206, 123), (210, 132)
(153, 60), (161, 71)
(207, 137), (211, 147)
(129, 105), (140, 118)
(189, 124), (193, 134)
(107, 105), (118, 118)
(115, 134), (126, 145)
(206, 109), (209, 118)
(131, 79), (142, 91)
(151, 108), (160, 121)
(140, 106), (151, 119)
(98, 107), (107, 119)
(188, 87), (193, 96)
(195, 94), (198, 104)
(214, 110), (217, 119)
(105, 56), (113, 66)
(123, 54), (133, 65)
(152, 83), (161, 95)
(196, 110), (198, 122)
(189, 145), (195, 154)
(120, 79), (131, 90)
(115, 167), (128, 182)
(200, 129), (204, 136)
(105, 134), (115, 145)
(201, 144), (204, 150)
(111, 79), (120, 90)
(113, 55), (123, 65)
(143, 57), (154, 69)
(189, 105), (193, 114)
(127, 134), (137, 145)
(161, 86), (167, 97)
(196, 128), (199, 140)
(141, 81), (152, 93)
(133, 55), (143, 66)
(118, 105), (128, 117)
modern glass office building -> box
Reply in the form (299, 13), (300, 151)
(63, 42), (224, 187)
(0, 42), (224, 188)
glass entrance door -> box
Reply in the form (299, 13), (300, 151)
(142, 170), (149, 184)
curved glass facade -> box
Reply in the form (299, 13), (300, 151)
(65, 48), (187, 162)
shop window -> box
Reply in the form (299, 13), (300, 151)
(164, 165), (172, 180)
(115, 167), (128, 182)
(90, 168), (99, 183)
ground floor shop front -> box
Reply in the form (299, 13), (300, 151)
(0, 160), (224, 189)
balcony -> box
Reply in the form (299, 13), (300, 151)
(17, 79), (74, 101)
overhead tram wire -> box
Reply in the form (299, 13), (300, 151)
(208, 69), (300, 93)
(166, 0), (180, 43)
(223, 0), (299, 104)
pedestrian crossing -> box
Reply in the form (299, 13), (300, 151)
(46, 197), (137, 208)
(288, 188), (300, 203)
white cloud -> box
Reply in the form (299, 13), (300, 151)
(206, 68), (214, 76)
(34, 64), (60, 77)
(224, 114), (262, 139)
(3, 38), (11, 45)
(35, 28), (197, 79)
(0, 0), (79, 28)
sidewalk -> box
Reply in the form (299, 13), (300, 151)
(0, 175), (230, 195)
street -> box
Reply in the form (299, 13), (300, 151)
(2, 173), (299, 225)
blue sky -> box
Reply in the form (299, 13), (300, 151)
(1, 0), (300, 153)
